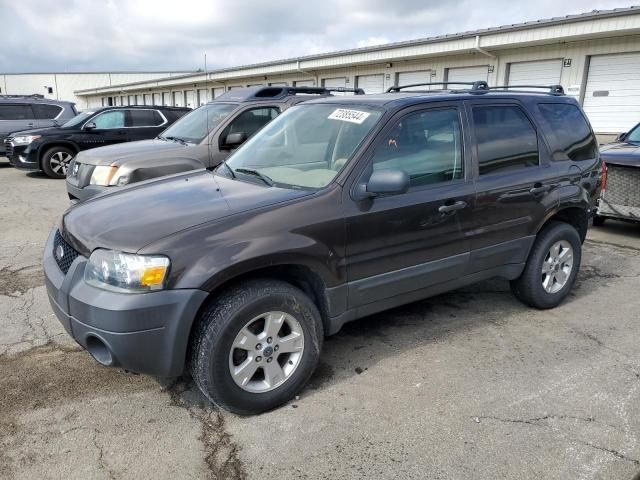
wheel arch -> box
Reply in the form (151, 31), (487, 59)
(535, 204), (589, 242)
(38, 141), (80, 168)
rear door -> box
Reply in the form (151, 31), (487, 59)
(0, 104), (37, 147)
(126, 109), (168, 142)
(466, 101), (561, 273)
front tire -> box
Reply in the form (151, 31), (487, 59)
(189, 279), (323, 415)
(510, 222), (582, 309)
(41, 146), (75, 179)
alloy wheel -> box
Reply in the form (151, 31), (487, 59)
(541, 240), (574, 294)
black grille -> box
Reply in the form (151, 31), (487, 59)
(605, 165), (640, 208)
(4, 138), (13, 158)
(53, 230), (80, 274)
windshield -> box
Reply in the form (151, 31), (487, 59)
(159, 103), (237, 143)
(626, 124), (640, 143)
(62, 111), (94, 128)
(221, 104), (382, 189)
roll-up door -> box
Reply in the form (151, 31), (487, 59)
(447, 65), (489, 85)
(356, 74), (384, 94)
(507, 59), (562, 86)
(397, 70), (433, 90)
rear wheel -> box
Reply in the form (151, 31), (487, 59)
(189, 279), (323, 415)
(41, 146), (75, 179)
(510, 222), (581, 309)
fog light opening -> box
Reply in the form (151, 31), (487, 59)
(85, 336), (114, 366)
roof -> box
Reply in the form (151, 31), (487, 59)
(74, 6), (640, 95)
(0, 96), (73, 105)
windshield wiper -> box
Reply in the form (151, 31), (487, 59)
(164, 136), (188, 145)
(234, 168), (274, 186)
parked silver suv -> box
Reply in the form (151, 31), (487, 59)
(0, 95), (77, 157)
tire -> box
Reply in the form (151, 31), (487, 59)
(41, 146), (75, 179)
(510, 222), (582, 309)
(592, 215), (606, 227)
(189, 279), (324, 415)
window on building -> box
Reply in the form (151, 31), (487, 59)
(473, 105), (539, 175)
(371, 108), (463, 187)
(538, 103), (597, 161)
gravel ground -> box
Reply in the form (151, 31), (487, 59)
(1, 160), (639, 480)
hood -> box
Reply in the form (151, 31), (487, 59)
(599, 142), (640, 167)
(9, 126), (66, 137)
(61, 169), (311, 255)
(77, 138), (189, 167)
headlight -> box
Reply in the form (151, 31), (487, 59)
(85, 249), (170, 293)
(90, 165), (120, 186)
(12, 135), (41, 145)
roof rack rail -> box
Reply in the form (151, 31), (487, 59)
(320, 87), (365, 95)
(386, 81), (489, 93)
(0, 94), (45, 99)
(280, 86), (365, 95)
(488, 85), (565, 95)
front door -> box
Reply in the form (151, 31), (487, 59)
(344, 104), (474, 308)
(78, 110), (128, 150)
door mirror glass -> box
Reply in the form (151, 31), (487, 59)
(354, 168), (409, 200)
(223, 132), (248, 149)
(84, 122), (97, 131)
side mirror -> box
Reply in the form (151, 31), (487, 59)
(615, 132), (627, 142)
(84, 122), (97, 131)
(223, 132), (248, 149)
(353, 168), (410, 201)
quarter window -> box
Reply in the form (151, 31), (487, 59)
(33, 104), (63, 119)
(0, 104), (33, 120)
(538, 103), (597, 161)
(473, 105), (539, 175)
(92, 110), (125, 129)
(371, 108), (463, 187)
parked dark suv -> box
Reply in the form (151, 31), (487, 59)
(7, 105), (190, 178)
(44, 82), (602, 415)
(0, 95), (77, 157)
(65, 86), (363, 202)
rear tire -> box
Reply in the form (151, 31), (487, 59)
(510, 222), (581, 309)
(592, 215), (606, 227)
(189, 279), (323, 415)
(41, 146), (75, 179)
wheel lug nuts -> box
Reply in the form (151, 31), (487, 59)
(267, 357), (273, 363)
(255, 356), (262, 362)
(256, 343), (262, 350)
(274, 345), (279, 351)
(267, 337), (273, 344)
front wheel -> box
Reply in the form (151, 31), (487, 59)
(41, 146), (75, 179)
(510, 222), (582, 309)
(189, 279), (323, 415)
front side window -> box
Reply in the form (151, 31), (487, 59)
(371, 108), (463, 187)
(219, 107), (280, 145)
(627, 124), (640, 143)
(223, 104), (382, 189)
(473, 105), (539, 175)
(0, 104), (33, 120)
(160, 103), (237, 143)
(92, 110), (125, 129)
(538, 103), (597, 161)
(33, 104), (63, 120)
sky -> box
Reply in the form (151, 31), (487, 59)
(0, 0), (636, 73)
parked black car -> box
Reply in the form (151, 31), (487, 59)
(44, 82), (602, 414)
(594, 122), (640, 225)
(65, 86), (363, 202)
(7, 105), (190, 178)
(0, 95), (77, 157)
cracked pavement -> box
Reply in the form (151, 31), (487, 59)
(1, 162), (640, 479)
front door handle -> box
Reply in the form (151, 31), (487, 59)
(26, 123), (35, 127)
(438, 200), (467, 214)
(530, 184), (551, 195)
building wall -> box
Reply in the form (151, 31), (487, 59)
(0, 72), (190, 109)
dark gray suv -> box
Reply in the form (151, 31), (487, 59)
(0, 95), (76, 157)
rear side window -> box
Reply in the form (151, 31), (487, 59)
(0, 104), (33, 120)
(128, 109), (164, 127)
(33, 104), (63, 119)
(473, 105), (539, 175)
(538, 103), (597, 161)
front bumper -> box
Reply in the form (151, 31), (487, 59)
(66, 177), (111, 202)
(43, 229), (208, 377)
(8, 143), (39, 170)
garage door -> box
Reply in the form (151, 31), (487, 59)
(185, 90), (195, 108)
(269, 82), (288, 86)
(197, 89), (209, 106)
(507, 59), (562, 86)
(397, 70), (433, 90)
(357, 74), (384, 94)
(173, 92), (184, 107)
(162, 92), (171, 106)
(295, 79), (315, 87)
(152, 93), (161, 105)
(212, 87), (224, 98)
(583, 52), (640, 133)
(447, 66), (489, 85)
(323, 77), (347, 94)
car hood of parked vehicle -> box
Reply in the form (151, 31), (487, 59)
(61, 169), (312, 255)
(599, 142), (640, 167)
(9, 126), (69, 137)
(77, 138), (190, 167)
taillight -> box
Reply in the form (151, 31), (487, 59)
(600, 160), (607, 193)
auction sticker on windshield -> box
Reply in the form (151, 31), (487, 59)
(328, 108), (371, 124)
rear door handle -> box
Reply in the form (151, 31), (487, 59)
(530, 184), (551, 195)
(26, 123), (35, 127)
(438, 201), (467, 214)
